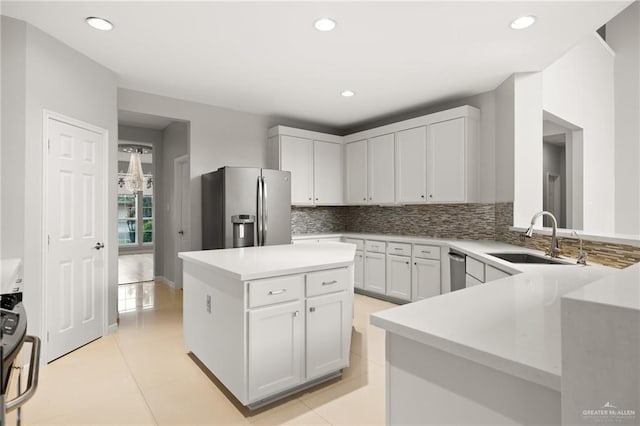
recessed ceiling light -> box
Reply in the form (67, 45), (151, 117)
(314, 18), (336, 32)
(86, 17), (114, 31)
(510, 15), (536, 30)
(341, 90), (355, 97)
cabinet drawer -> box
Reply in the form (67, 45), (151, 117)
(365, 240), (386, 253)
(248, 275), (304, 308)
(387, 242), (411, 257)
(465, 273), (483, 287)
(306, 268), (349, 297)
(465, 257), (485, 282)
(414, 244), (441, 260)
(343, 238), (364, 250)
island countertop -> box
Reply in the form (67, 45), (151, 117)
(179, 242), (356, 281)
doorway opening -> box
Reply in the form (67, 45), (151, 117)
(116, 110), (190, 314)
(542, 111), (584, 229)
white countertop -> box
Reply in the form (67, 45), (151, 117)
(563, 262), (640, 311)
(359, 237), (617, 392)
(179, 242), (356, 281)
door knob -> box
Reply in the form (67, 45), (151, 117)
(178, 230), (184, 235)
(93, 242), (105, 250)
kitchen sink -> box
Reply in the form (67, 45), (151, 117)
(487, 252), (567, 265)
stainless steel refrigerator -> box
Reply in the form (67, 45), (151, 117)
(201, 167), (292, 249)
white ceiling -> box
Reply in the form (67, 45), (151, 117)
(2, 1), (632, 130)
(118, 110), (176, 130)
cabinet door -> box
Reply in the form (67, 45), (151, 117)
(281, 135), (314, 205)
(485, 265), (510, 282)
(412, 258), (441, 301)
(306, 291), (350, 380)
(314, 140), (343, 204)
(386, 255), (412, 300)
(354, 251), (364, 289)
(345, 140), (368, 204)
(368, 133), (395, 203)
(395, 126), (427, 203)
(248, 300), (304, 401)
(364, 252), (386, 294)
(427, 117), (466, 203)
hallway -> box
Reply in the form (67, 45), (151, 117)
(118, 253), (154, 284)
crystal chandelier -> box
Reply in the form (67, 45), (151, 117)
(124, 149), (145, 193)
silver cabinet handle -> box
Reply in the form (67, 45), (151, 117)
(309, 307), (316, 313)
(293, 310), (299, 317)
(322, 280), (337, 286)
(405, 261), (410, 265)
(268, 289), (286, 295)
(394, 247), (403, 251)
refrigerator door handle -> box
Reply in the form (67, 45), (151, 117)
(262, 176), (268, 245)
(257, 176), (263, 246)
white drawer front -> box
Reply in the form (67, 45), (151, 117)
(248, 274), (304, 308)
(343, 238), (364, 250)
(465, 273), (483, 287)
(466, 257), (485, 283)
(387, 242), (412, 257)
(306, 268), (349, 297)
(414, 244), (441, 260)
(365, 240), (386, 253)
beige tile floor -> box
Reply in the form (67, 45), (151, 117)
(118, 253), (154, 284)
(9, 282), (396, 425)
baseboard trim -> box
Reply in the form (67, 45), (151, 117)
(156, 275), (180, 289)
(107, 323), (118, 335)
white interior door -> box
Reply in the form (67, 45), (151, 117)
(46, 115), (106, 362)
(174, 155), (190, 288)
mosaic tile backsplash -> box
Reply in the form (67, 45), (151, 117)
(293, 202), (640, 269)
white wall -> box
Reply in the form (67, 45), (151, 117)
(160, 121), (188, 284)
(541, 34), (615, 233)
(607, 1), (640, 235)
(1, 17), (118, 338)
(494, 75), (515, 203)
(513, 72), (544, 227)
(1, 17), (26, 260)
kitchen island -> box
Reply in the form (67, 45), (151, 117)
(179, 242), (355, 409)
(370, 242), (616, 426)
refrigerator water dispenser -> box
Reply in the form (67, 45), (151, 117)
(231, 215), (255, 248)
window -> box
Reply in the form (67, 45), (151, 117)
(118, 172), (154, 248)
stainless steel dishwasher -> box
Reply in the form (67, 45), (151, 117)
(448, 250), (466, 292)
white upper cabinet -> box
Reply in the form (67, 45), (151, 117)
(427, 117), (466, 203)
(268, 127), (344, 206)
(280, 135), (314, 205)
(313, 140), (343, 205)
(395, 126), (427, 203)
(345, 140), (368, 204)
(270, 105), (478, 206)
(368, 133), (395, 204)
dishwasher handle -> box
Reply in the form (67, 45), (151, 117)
(448, 252), (466, 262)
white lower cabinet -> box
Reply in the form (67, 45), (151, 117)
(387, 254), (412, 300)
(306, 291), (350, 380)
(364, 252), (386, 294)
(354, 250), (364, 289)
(248, 300), (304, 401)
(412, 258), (441, 300)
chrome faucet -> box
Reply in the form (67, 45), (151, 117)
(525, 211), (561, 258)
(572, 230), (588, 265)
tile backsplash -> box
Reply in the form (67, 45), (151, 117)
(293, 202), (640, 269)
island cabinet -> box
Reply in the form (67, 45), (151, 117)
(181, 248), (354, 410)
